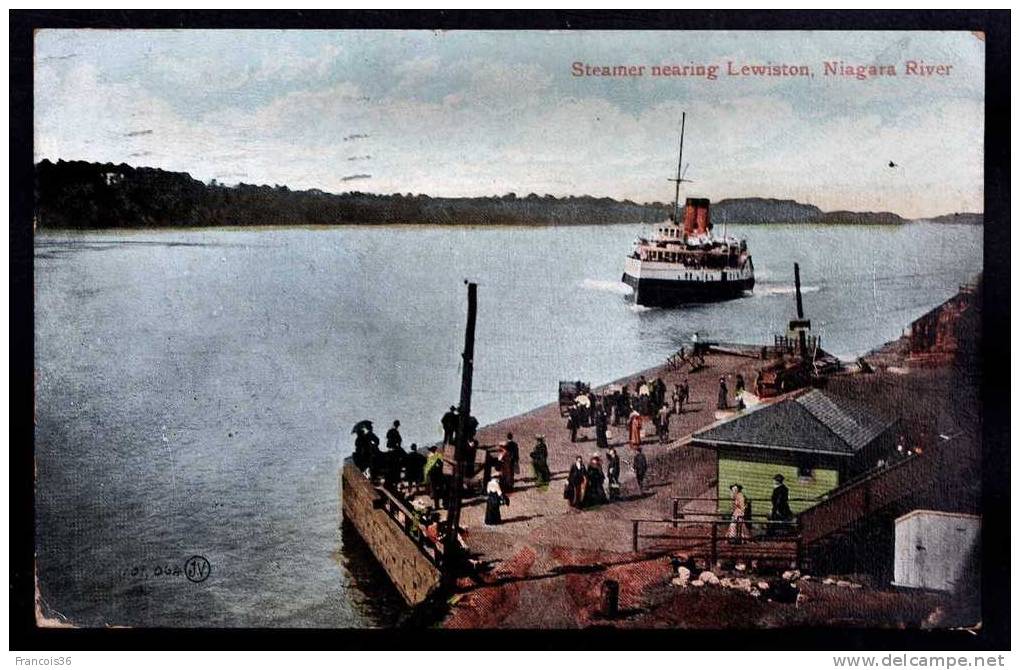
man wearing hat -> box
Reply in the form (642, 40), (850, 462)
(770, 473), (794, 535)
(441, 406), (458, 445)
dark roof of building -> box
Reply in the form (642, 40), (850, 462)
(693, 389), (893, 456)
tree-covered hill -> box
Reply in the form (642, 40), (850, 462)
(34, 160), (668, 229)
(36, 160), (960, 229)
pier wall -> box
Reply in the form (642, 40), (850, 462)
(340, 462), (442, 606)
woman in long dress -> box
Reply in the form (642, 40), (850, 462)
(595, 408), (609, 450)
(530, 436), (551, 485)
(583, 456), (607, 507)
(605, 448), (621, 501)
(727, 483), (750, 543)
(565, 456), (587, 508)
(484, 477), (505, 525)
(496, 443), (514, 492)
(627, 410), (642, 450)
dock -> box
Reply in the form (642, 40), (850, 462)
(340, 278), (982, 629)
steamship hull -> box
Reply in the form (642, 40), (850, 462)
(622, 273), (754, 306)
(622, 255), (754, 306)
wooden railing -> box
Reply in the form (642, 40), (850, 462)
(774, 334), (821, 353)
(797, 445), (942, 546)
(670, 495), (825, 527)
(372, 482), (446, 568)
(630, 515), (802, 566)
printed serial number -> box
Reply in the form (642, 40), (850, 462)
(121, 555), (211, 583)
(122, 564), (186, 578)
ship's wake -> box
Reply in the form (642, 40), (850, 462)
(579, 278), (634, 296)
(755, 284), (821, 297)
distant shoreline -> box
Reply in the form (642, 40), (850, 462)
(33, 220), (979, 237)
(34, 160), (982, 230)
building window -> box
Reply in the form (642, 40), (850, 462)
(797, 463), (814, 481)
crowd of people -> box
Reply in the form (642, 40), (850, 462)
(350, 416), (462, 510)
(562, 445), (649, 510)
(564, 375), (691, 448)
(351, 407), (560, 530)
(351, 374), (795, 545)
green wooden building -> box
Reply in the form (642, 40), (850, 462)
(692, 388), (894, 515)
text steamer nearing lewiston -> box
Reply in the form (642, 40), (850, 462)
(622, 113), (755, 306)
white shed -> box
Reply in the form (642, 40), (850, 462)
(893, 509), (980, 592)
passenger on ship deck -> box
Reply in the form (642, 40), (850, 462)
(717, 376), (729, 410)
(672, 384), (683, 415)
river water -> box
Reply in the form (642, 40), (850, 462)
(33, 222), (981, 627)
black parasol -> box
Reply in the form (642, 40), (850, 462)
(351, 419), (373, 434)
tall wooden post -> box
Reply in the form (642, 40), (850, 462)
(794, 262), (805, 319)
(794, 263), (807, 356)
(444, 281), (477, 566)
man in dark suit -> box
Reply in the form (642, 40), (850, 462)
(441, 406), (458, 445)
(770, 473), (794, 535)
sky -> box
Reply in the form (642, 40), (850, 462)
(35, 30), (984, 218)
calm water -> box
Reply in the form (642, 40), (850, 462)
(34, 222), (981, 627)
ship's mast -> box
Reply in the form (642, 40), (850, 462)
(671, 112), (686, 225)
